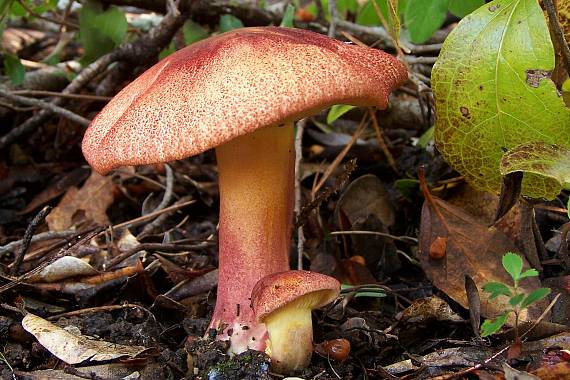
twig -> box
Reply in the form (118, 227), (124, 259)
(406, 56), (438, 65)
(0, 89), (90, 126)
(16, 0), (79, 29)
(0, 226), (105, 294)
(48, 303), (156, 321)
(330, 230), (417, 244)
(10, 206), (52, 276)
(294, 119), (306, 270)
(138, 164), (176, 237)
(112, 198), (195, 230)
(11, 90), (111, 101)
(0, 230), (76, 257)
(543, 0), (570, 76)
(369, 108), (398, 173)
(328, 0), (337, 37)
(313, 114), (367, 194)
(409, 43), (442, 54)
(106, 241), (212, 269)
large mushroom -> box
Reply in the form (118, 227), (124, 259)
(82, 26), (407, 354)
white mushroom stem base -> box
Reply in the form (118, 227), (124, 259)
(263, 294), (323, 374)
(209, 123), (295, 353)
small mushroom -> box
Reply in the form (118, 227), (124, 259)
(82, 27), (407, 354)
(251, 270), (340, 374)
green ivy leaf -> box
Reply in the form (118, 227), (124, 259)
(480, 312), (509, 337)
(327, 104), (356, 124)
(500, 142), (570, 193)
(3, 53), (25, 85)
(432, 0), (570, 200)
(448, 0), (484, 18)
(182, 20), (208, 45)
(482, 281), (512, 298)
(404, 0), (448, 43)
(356, 0), (390, 26)
(520, 288), (550, 309)
(219, 14), (244, 33)
(79, 1), (128, 65)
(502, 252), (523, 282)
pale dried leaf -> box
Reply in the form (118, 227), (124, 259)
(22, 313), (149, 364)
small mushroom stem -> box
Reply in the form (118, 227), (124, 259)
(210, 123), (295, 353)
(264, 302), (314, 374)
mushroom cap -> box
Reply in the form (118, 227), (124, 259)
(82, 26), (407, 174)
(251, 270), (340, 321)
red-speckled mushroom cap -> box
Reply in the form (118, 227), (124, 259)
(82, 26), (407, 174)
(251, 270), (340, 321)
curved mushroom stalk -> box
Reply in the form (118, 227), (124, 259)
(211, 123), (295, 353)
(251, 271), (340, 374)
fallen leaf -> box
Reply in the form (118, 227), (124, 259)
(22, 313), (150, 364)
(419, 195), (546, 322)
(27, 256), (98, 283)
(47, 172), (113, 231)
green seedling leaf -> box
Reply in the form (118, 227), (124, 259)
(417, 125), (434, 148)
(502, 252), (523, 282)
(481, 312), (509, 337)
(182, 20), (208, 45)
(79, 1), (128, 65)
(354, 291), (387, 298)
(509, 293), (524, 306)
(519, 268), (539, 279)
(394, 178), (419, 199)
(432, 0), (570, 200)
(159, 41), (176, 60)
(448, 0), (485, 18)
(327, 104), (356, 124)
(3, 53), (25, 85)
(219, 14), (244, 33)
(500, 142), (570, 193)
(520, 287), (550, 309)
(280, 3), (295, 27)
(482, 281), (512, 298)
(404, 0), (448, 43)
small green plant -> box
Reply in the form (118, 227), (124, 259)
(480, 252), (550, 338)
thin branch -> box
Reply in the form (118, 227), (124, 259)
(294, 119), (306, 270)
(10, 206), (52, 276)
(544, 0), (570, 76)
(11, 90), (111, 101)
(328, 0), (337, 37)
(0, 89), (90, 126)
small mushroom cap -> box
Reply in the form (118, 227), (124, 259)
(251, 270), (340, 321)
(82, 27), (407, 174)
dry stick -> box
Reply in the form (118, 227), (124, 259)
(544, 0), (570, 75)
(0, 226), (105, 295)
(48, 303), (156, 321)
(294, 119), (307, 270)
(10, 206), (52, 276)
(16, 0), (79, 29)
(0, 230), (76, 257)
(112, 198), (196, 230)
(328, 0), (337, 38)
(106, 241), (212, 269)
(11, 90), (111, 101)
(519, 200), (543, 271)
(138, 164), (176, 238)
(313, 114), (368, 194)
(0, 89), (90, 126)
(368, 108), (398, 173)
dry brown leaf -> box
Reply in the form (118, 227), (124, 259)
(419, 195), (546, 322)
(46, 172), (113, 231)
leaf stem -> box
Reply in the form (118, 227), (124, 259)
(543, 0), (570, 76)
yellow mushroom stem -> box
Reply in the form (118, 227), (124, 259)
(263, 290), (336, 374)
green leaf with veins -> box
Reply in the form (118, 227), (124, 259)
(432, 0), (570, 200)
(500, 142), (570, 192)
(404, 0), (449, 43)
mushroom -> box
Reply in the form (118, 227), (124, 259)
(250, 270), (340, 374)
(82, 26), (407, 354)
